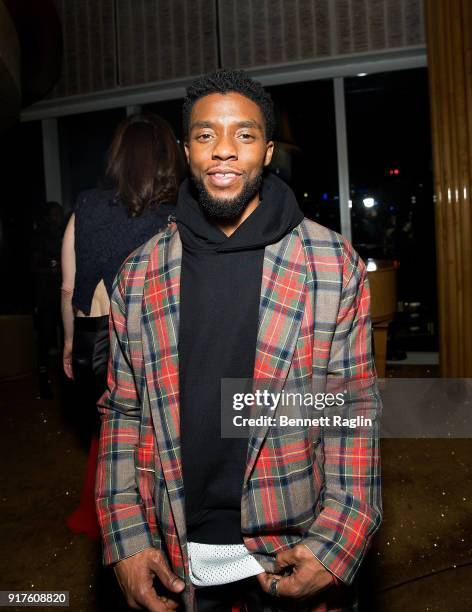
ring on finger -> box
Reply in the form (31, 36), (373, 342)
(269, 577), (280, 598)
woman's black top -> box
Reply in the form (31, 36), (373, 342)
(72, 188), (175, 315)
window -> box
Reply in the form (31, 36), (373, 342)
(345, 68), (437, 351)
(267, 79), (340, 232)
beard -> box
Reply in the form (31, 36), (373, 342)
(191, 170), (263, 222)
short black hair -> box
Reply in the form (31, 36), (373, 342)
(183, 69), (275, 140)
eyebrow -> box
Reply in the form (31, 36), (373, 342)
(190, 119), (263, 131)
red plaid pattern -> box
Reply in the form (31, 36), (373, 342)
(96, 219), (382, 612)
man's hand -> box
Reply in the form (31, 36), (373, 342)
(256, 544), (335, 600)
(114, 548), (185, 611)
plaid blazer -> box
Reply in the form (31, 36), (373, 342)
(96, 218), (382, 612)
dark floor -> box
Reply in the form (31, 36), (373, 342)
(0, 361), (471, 611)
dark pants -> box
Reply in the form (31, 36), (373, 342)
(194, 576), (318, 612)
(72, 315), (109, 432)
(194, 576), (356, 611)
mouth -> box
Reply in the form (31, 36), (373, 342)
(206, 168), (242, 188)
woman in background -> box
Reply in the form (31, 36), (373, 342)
(61, 113), (184, 539)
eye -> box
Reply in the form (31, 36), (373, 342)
(196, 133), (213, 142)
(238, 132), (255, 141)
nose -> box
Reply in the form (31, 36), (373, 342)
(212, 133), (237, 161)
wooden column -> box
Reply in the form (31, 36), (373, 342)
(425, 0), (472, 377)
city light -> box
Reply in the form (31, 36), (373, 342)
(366, 259), (378, 272)
(357, 72), (368, 77)
(363, 197), (375, 208)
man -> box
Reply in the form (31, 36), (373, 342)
(96, 70), (382, 612)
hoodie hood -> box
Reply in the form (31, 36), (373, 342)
(176, 172), (304, 253)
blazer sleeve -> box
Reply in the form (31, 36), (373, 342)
(95, 264), (157, 565)
(302, 238), (382, 585)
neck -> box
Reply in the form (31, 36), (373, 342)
(216, 193), (261, 237)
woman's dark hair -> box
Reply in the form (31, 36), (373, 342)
(106, 113), (184, 217)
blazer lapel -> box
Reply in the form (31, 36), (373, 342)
(141, 227), (188, 550)
(243, 230), (307, 488)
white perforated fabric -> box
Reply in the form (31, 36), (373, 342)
(188, 541), (265, 587)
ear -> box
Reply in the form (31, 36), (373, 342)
(184, 142), (190, 164)
(264, 141), (274, 167)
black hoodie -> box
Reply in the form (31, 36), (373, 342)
(177, 172), (304, 545)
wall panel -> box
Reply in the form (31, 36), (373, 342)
(117, 0), (218, 86)
(219, 0), (425, 68)
(47, 0), (424, 99)
(52, 0), (116, 97)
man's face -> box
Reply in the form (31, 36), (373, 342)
(184, 92), (274, 221)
